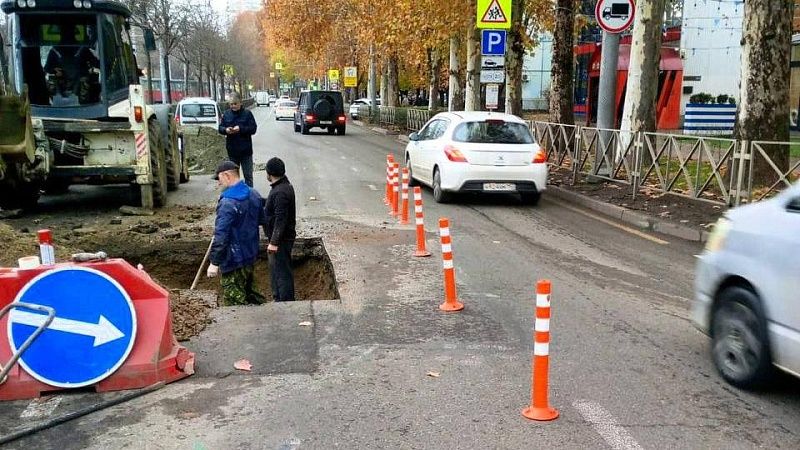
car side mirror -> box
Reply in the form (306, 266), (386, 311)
(787, 197), (800, 213)
(409, 132), (419, 141)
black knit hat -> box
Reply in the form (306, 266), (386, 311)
(266, 157), (285, 177)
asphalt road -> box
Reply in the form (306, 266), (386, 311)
(7, 106), (800, 449)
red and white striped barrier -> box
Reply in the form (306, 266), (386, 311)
(413, 187), (431, 257)
(522, 279), (559, 421)
(438, 218), (464, 312)
(400, 168), (410, 225)
(385, 155), (394, 205)
(37, 229), (55, 266)
(391, 162), (401, 217)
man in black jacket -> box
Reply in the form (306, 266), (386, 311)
(218, 92), (258, 187)
(263, 157), (296, 302)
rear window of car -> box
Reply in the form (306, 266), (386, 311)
(452, 121), (534, 144)
(277, 101), (297, 107)
(181, 104), (217, 118)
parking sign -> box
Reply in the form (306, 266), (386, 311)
(481, 30), (507, 56)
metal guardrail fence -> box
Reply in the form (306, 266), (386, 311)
(532, 121), (799, 206)
(407, 109), (432, 132)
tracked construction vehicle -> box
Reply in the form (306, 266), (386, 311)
(0, 0), (188, 210)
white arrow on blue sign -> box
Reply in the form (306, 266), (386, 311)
(481, 29), (507, 56)
(7, 267), (137, 388)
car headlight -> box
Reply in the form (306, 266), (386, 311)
(705, 217), (731, 253)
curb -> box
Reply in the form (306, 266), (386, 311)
(370, 127), (395, 136)
(397, 135), (410, 144)
(546, 185), (710, 243)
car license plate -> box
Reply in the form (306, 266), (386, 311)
(483, 183), (516, 191)
(320, 121), (332, 125)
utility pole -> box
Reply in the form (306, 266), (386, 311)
(368, 44), (377, 112)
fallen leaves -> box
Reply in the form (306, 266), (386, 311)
(299, 321), (313, 327)
(234, 359), (253, 372)
(426, 371), (441, 378)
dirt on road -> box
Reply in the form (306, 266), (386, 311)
(183, 126), (228, 174)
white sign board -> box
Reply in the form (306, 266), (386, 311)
(595, 0), (635, 34)
(481, 56), (505, 70)
(486, 84), (499, 110)
(480, 70), (505, 84)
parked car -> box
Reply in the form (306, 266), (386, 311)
(268, 94), (277, 105)
(294, 90), (347, 135)
(404, 112), (547, 204)
(692, 182), (800, 389)
(349, 97), (380, 119)
(255, 91), (270, 107)
(175, 97), (220, 131)
(274, 100), (297, 121)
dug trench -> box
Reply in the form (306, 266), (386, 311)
(68, 235), (339, 342)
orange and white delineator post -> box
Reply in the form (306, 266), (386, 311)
(391, 162), (401, 217)
(400, 168), (410, 225)
(385, 155), (394, 205)
(438, 218), (464, 312)
(522, 279), (559, 421)
(413, 187), (431, 257)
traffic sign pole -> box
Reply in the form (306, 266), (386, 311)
(596, 31), (620, 177)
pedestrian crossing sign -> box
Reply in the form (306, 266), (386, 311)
(477, 0), (511, 29)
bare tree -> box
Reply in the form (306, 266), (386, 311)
(549, 0), (575, 124)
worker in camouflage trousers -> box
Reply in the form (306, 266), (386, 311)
(207, 160), (266, 306)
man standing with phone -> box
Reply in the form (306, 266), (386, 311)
(219, 92), (258, 187)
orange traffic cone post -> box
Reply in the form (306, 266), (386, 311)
(391, 163), (401, 217)
(413, 187), (431, 257)
(438, 218), (464, 312)
(400, 168), (410, 225)
(384, 155), (394, 205)
(522, 279), (559, 421)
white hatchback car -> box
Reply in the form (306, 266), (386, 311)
(176, 97), (220, 130)
(274, 100), (297, 121)
(404, 112), (547, 204)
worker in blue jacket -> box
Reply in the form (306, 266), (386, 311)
(218, 92), (258, 187)
(207, 160), (266, 305)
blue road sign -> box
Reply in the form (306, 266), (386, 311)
(7, 267), (137, 388)
(481, 29), (507, 56)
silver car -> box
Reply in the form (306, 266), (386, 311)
(692, 182), (800, 389)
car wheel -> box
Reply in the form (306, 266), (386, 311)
(301, 122), (310, 135)
(406, 157), (419, 187)
(711, 287), (773, 389)
(338, 126), (346, 136)
(294, 121), (300, 132)
(327, 127), (335, 135)
(432, 169), (450, 203)
(521, 192), (541, 206)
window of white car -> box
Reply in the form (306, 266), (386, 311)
(452, 121), (534, 144)
(277, 101), (297, 108)
(181, 104), (217, 119)
(418, 119), (449, 140)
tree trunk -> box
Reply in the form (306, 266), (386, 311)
(387, 54), (399, 107)
(465, 26), (481, 111)
(549, 0), (575, 124)
(448, 35), (464, 111)
(145, 48), (154, 104)
(197, 62), (204, 97)
(161, 46), (173, 104)
(504, 0), (524, 116)
(368, 44), (377, 117)
(736, 0), (792, 187)
(183, 61), (189, 97)
(380, 60), (388, 105)
(428, 48), (441, 110)
(620, 0), (666, 134)
(158, 45), (168, 104)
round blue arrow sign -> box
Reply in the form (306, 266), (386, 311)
(7, 267), (137, 388)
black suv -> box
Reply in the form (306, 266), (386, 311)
(294, 90), (346, 135)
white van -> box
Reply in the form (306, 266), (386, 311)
(255, 91), (270, 107)
(176, 97), (220, 130)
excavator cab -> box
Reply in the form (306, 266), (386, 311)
(1, 0), (139, 120)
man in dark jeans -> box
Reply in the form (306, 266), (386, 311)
(263, 157), (296, 302)
(218, 92), (257, 187)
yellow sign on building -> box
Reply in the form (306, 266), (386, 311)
(476, 0), (512, 29)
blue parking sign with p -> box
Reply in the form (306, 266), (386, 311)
(482, 30), (506, 56)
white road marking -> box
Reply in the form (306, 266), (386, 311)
(351, 167), (359, 173)
(340, 156), (347, 160)
(367, 184), (378, 191)
(573, 400), (643, 450)
(558, 203), (669, 245)
(20, 396), (62, 419)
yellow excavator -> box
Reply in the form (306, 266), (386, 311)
(0, 0), (187, 210)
